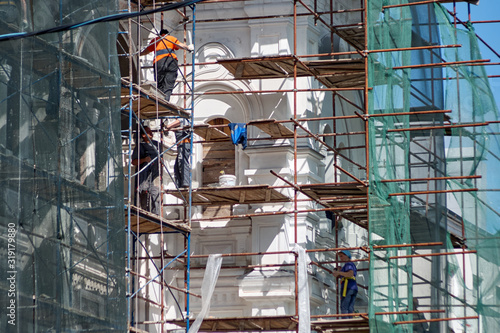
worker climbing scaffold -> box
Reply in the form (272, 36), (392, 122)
(140, 29), (193, 101)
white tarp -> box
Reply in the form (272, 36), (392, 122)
(293, 244), (311, 333)
(188, 254), (223, 333)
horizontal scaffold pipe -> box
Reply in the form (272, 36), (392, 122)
(176, 247), (368, 260)
(386, 122), (489, 132)
(367, 109), (451, 118)
(181, 134), (367, 146)
(383, 0), (451, 10)
(468, 61), (500, 67)
(367, 44), (461, 54)
(380, 175), (481, 183)
(394, 316), (479, 326)
(388, 188), (478, 196)
(331, 23), (363, 29)
(174, 131), (366, 144)
(134, 320), (171, 325)
(177, 246), (366, 260)
(311, 313), (369, 319)
(295, 114), (365, 122)
(160, 205), (368, 222)
(472, 20), (500, 24)
(373, 242), (443, 249)
(175, 87), (366, 97)
(162, 193), (361, 207)
(377, 310), (445, 316)
(306, 246), (367, 254)
(392, 59), (490, 70)
(337, 145), (365, 151)
(297, 51), (361, 58)
(159, 258), (370, 275)
(389, 250), (477, 260)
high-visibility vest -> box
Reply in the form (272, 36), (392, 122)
(145, 35), (180, 62)
(341, 276), (356, 297)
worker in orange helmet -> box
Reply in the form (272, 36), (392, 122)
(140, 29), (193, 101)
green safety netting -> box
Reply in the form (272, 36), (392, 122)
(367, 1), (499, 332)
(436, 3), (500, 332)
(0, 1), (126, 332)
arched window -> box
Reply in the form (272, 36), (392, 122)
(201, 118), (235, 186)
(201, 118), (236, 218)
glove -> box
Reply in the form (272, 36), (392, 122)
(187, 44), (194, 53)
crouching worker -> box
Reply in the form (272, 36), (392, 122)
(131, 126), (161, 215)
(333, 249), (358, 318)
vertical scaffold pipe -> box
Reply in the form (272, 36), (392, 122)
(292, 2), (299, 333)
(186, 3), (197, 333)
(126, 0), (133, 329)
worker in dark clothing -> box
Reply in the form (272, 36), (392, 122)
(140, 29), (193, 101)
(131, 126), (162, 215)
(166, 119), (190, 188)
(412, 297), (429, 333)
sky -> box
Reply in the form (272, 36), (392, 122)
(442, 1), (500, 232)
(444, 0), (500, 107)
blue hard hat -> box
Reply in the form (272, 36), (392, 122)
(340, 250), (351, 259)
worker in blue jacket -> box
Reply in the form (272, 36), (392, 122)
(333, 249), (358, 318)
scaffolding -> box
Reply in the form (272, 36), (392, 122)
(0, 0), (126, 331)
(120, 0), (500, 333)
(0, 0), (498, 332)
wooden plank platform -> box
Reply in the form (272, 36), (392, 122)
(311, 317), (370, 333)
(300, 183), (368, 200)
(170, 315), (298, 332)
(194, 119), (293, 141)
(126, 205), (191, 234)
(248, 119), (294, 138)
(170, 316), (370, 332)
(334, 25), (365, 51)
(165, 185), (290, 206)
(218, 55), (365, 88)
(193, 124), (230, 141)
(300, 183), (368, 228)
(218, 55), (311, 80)
(121, 79), (189, 119)
(305, 58), (365, 89)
